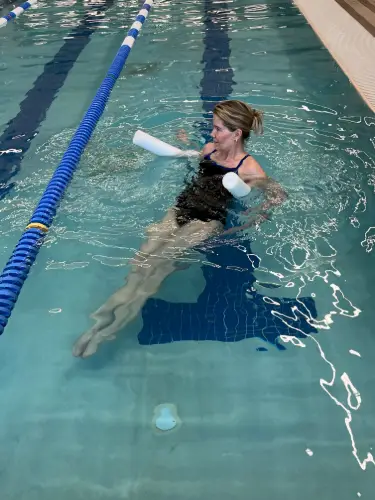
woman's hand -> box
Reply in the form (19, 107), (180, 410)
(176, 128), (190, 144)
(244, 177), (288, 212)
(222, 212), (270, 236)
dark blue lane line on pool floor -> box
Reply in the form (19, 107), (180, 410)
(0, 0), (115, 198)
(193, 0), (235, 140)
(138, 0), (318, 350)
(139, 245), (317, 349)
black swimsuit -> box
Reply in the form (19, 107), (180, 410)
(174, 149), (250, 227)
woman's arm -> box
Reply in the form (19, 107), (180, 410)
(176, 129), (214, 158)
(223, 177), (288, 234)
(246, 176), (288, 215)
(239, 157), (287, 216)
(223, 172), (287, 236)
(176, 129), (200, 148)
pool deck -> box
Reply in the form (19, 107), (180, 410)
(336, 0), (375, 37)
(294, 0), (375, 113)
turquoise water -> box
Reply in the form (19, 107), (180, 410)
(0, 0), (375, 498)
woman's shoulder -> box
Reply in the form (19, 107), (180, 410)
(201, 142), (216, 156)
(241, 154), (267, 178)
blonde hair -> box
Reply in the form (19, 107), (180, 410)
(213, 100), (264, 140)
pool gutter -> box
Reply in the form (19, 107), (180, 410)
(294, 0), (375, 113)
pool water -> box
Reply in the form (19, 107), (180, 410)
(0, 0), (375, 498)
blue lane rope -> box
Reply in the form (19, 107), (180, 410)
(0, 0), (37, 28)
(0, 0), (154, 334)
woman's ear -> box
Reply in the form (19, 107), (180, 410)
(234, 129), (242, 142)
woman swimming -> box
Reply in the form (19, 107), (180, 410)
(73, 100), (287, 358)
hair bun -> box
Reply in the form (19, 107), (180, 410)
(251, 109), (264, 136)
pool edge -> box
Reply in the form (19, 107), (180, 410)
(294, 0), (375, 113)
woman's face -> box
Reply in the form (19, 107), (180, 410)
(210, 114), (237, 149)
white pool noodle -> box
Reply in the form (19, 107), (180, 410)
(133, 130), (198, 157)
(222, 172), (251, 198)
(133, 131), (250, 198)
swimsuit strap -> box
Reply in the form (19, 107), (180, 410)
(205, 149), (250, 172)
(235, 153), (250, 171)
(204, 148), (217, 160)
